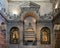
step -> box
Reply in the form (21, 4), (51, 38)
(24, 36), (35, 38)
(24, 34), (35, 36)
(24, 32), (35, 34)
(24, 38), (35, 41)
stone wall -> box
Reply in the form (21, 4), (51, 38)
(6, 20), (54, 48)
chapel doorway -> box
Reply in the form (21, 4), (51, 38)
(23, 12), (37, 45)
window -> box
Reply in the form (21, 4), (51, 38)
(41, 27), (51, 44)
(10, 27), (19, 44)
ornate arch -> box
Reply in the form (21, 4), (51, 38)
(23, 12), (38, 20)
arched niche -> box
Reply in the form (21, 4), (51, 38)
(40, 27), (51, 44)
(10, 27), (20, 44)
(23, 12), (37, 45)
